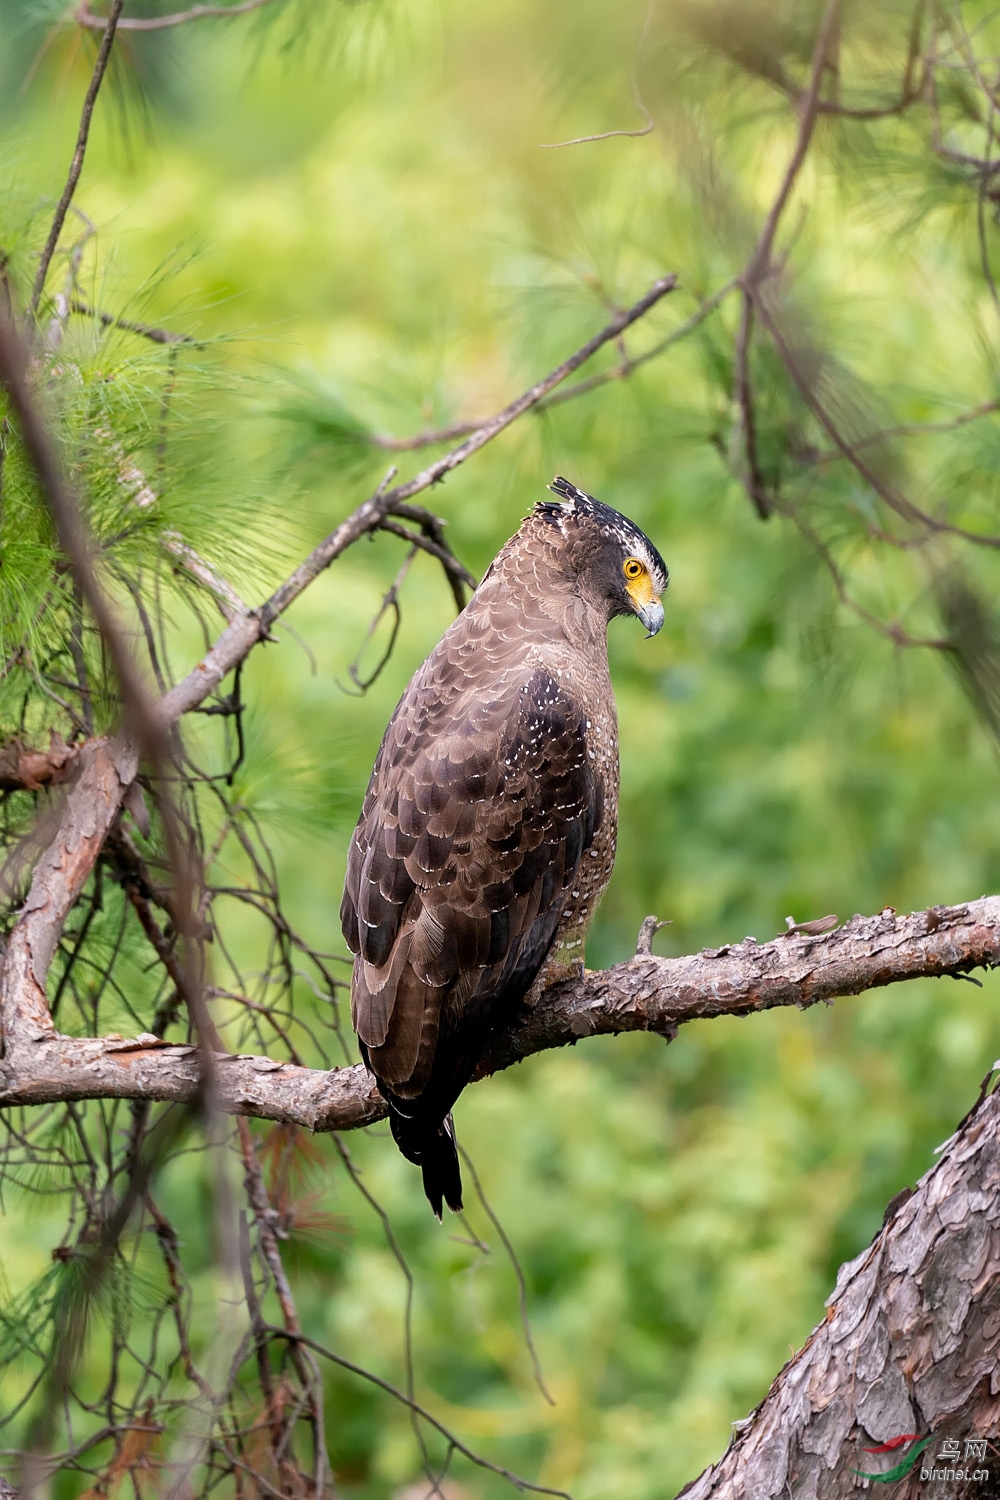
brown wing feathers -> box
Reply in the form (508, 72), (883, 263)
(341, 665), (598, 1211)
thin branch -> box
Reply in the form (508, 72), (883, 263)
(540, 0), (656, 149)
(2, 897), (999, 1125)
(372, 280), (731, 455)
(236, 1119), (326, 1498)
(263, 1326), (574, 1500)
(743, 0), (841, 291)
(731, 0), (840, 524)
(787, 0), (926, 121)
(160, 533), (249, 624)
(29, 0), (125, 317)
(75, 0), (279, 30)
(69, 299), (192, 346)
(341, 546), (416, 696)
(371, 417), (482, 453)
(809, 398), (1000, 457)
(755, 295), (1000, 549)
(733, 294), (771, 519)
(459, 1144), (555, 1407)
(779, 500), (954, 650)
(154, 271), (677, 726)
(376, 519), (476, 603)
(533, 280), (737, 412)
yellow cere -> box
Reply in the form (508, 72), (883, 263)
(624, 563), (658, 610)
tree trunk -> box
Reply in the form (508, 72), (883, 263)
(679, 1077), (1000, 1499)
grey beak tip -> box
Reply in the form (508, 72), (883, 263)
(639, 601), (665, 638)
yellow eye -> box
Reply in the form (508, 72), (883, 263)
(623, 558), (644, 580)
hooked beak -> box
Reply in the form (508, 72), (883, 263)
(637, 599), (664, 638)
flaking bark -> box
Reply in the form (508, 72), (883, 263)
(2, 897), (999, 1128)
(0, 736), (79, 792)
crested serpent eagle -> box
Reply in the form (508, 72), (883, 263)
(341, 477), (668, 1216)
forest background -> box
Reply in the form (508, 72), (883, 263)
(2, 1), (1000, 1496)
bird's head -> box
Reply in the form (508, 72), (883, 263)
(534, 475), (668, 637)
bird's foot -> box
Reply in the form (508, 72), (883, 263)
(524, 955), (585, 1006)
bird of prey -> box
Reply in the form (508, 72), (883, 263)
(341, 477), (667, 1216)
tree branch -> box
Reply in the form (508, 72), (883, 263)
(0, 736), (79, 792)
(30, 0), (125, 317)
(732, 0), (839, 522)
(0, 736), (138, 1053)
(743, 0), (840, 292)
(74, 0), (279, 30)
(2, 897), (997, 1123)
(69, 298), (191, 346)
(154, 270), (677, 725)
(369, 280), (735, 453)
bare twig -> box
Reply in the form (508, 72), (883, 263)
(743, 0), (841, 292)
(781, 0), (926, 121)
(69, 298), (192, 346)
(756, 296), (1000, 549)
(341, 547), (416, 696)
(75, 0), (279, 30)
(29, 0), (125, 318)
(264, 1326), (574, 1500)
(731, 0), (840, 522)
(236, 1119), (326, 1498)
(540, 0), (656, 148)
(161, 533), (250, 624)
(733, 294), (771, 519)
(377, 520), (476, 606)
(809, 399), (1000, 457)
(535, 280), (737, 412)
(369, 281), (729, 457)
(779, 500), (953, 651)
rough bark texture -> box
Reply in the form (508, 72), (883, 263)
(482, 898), (1000, 1071)
(0, 1032), (384, 1127)
(3, 897), (999, 1128)
(679, 1081), (1000, 1499)
(0, 736), (80, 792)
(0, 737), (138, 1053)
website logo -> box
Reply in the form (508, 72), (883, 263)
(852, 1435), (991, 1485)
(851, 1435), (931, 1482)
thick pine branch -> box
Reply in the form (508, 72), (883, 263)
(3, 897), (998, 1122)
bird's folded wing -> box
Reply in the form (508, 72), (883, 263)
(341, 667), (601, 1093)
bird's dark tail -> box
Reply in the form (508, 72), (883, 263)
(389, 1108), (463, 1219)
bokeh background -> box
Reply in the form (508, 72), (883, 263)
(3, 1), (1000, 1495)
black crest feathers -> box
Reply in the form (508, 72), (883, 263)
(535, 474), (590, 518)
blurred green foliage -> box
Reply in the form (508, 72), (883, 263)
(2, 1), (1000, 1496)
